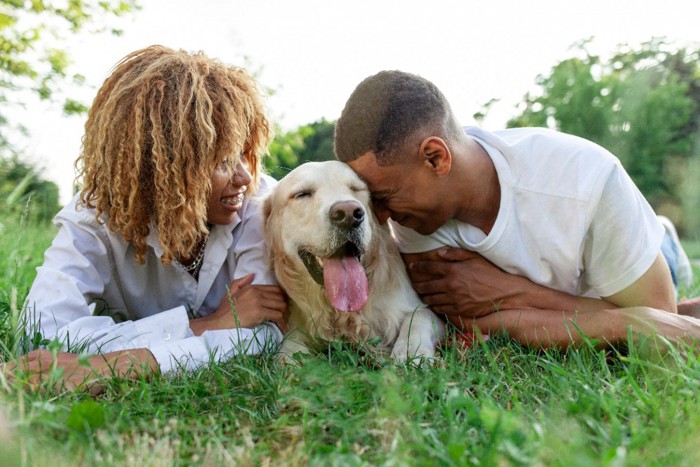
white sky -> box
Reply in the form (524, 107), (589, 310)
(12, 0), (700, 203)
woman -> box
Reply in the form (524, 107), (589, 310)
(4, 45), (286, 394)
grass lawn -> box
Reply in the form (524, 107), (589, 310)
(2, 214), (700, 465)
(681, 240), (700, 263)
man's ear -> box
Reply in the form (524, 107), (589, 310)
(418, 137), (452, 175)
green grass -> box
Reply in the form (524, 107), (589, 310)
(681, 240), (700, 262)
(2, 214), (700, 465)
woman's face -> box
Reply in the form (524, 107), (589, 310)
(206, 155), (253, 225)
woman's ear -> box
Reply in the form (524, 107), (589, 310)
(418, 137), (452, 175)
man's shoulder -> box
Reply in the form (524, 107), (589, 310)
(466, 126), (612, 156)
(468, 126), (624, 207)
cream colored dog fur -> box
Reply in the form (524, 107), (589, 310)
(263, 161), (445, 362)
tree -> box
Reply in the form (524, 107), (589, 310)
(508, 38), (700, 237)
(295, 119), (335, 164)
(265, 119), (336, 179)
(0, 0), (138, 222)
(0, 0), (139, 148)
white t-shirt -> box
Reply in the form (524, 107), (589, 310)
(23, 174), (281, 373)
(392, 127), (664, 299)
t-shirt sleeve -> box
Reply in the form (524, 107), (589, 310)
(581, 161), (664, 297)
(390, 220), (455, 253)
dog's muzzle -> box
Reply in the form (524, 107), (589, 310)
(329, 200), (365, 231)
(294, 199), (370, 313)
(298, 240), (363, 286)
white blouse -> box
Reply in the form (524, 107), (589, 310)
(23, 175), (281, 373)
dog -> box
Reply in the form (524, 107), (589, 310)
(263, 161), (445, 362)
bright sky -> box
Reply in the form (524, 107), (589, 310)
(14, 0), (700, 203)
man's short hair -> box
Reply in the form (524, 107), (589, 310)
(334, 70), (461, 165)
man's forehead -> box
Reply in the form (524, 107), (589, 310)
(347, 152), (383, 186)
(348, 151), (379, 169)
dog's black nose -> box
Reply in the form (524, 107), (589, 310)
(329, 200), (365, 229)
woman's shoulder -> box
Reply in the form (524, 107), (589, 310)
(53, 193), (112, 235)
(255, 173), (278, 197)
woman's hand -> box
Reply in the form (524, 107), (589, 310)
(189, 273), (288, 335)
(1, 348), (158, 395)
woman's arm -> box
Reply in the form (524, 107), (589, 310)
(1, 348), (159, 395)
(189, 273), (286, 335)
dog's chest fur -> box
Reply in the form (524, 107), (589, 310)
(286, 285), (397, 350)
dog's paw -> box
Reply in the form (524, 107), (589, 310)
(390, 338), (437, 366)
(277, 336), (311, 366)
(275, 350), (300, 366)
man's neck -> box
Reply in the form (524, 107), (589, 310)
(452, 139), (501, 235)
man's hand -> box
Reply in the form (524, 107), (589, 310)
(189, 273), (288, 336)
(404, 248), (535, 318)
(1, 348), (158, 395)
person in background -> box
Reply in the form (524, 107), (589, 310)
(334, 69), (700, 349)
(2, 45), (287, 394)
(657, 215), (694, 295)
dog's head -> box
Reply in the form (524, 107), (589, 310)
(264, 161), (378, 313)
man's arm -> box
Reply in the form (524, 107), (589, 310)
(405, 249), (676, 315)
(404, 248), (617, 317)
(466, 306), (700, 349)
(405, 248), (688, 348)
(603, 252), (677, 312)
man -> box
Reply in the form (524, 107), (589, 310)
(334, 69), (700, 349)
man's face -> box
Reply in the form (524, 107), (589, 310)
(347, 151), (447, 235)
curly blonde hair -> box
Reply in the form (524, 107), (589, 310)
(76, 45), (272, 265)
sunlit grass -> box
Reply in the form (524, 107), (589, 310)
(681, 240), (700, 264)
(2, 212), (700, 465)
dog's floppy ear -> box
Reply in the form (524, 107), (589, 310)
(261, 192), (278, 269)
(262, 193), (273, 224)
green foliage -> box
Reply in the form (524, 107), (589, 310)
(0, 0), (139, 146)
(265, 119), (336, 179)
(0, 207), (55, 358)
(508, 38), (700, 236)
(508, 50), (611, 141)
(0, 156), (60, 222)
(65, 400), (106, 434)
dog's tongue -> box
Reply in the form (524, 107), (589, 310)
(323, 256), (368, 312)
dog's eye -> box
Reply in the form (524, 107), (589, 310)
(350, 185), (367, 193)
(292, 189), (314, 199)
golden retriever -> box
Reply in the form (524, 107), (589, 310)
(263, 161), (445, 362)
